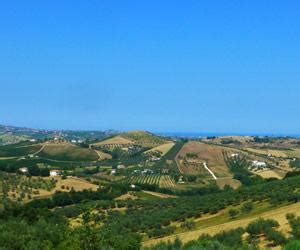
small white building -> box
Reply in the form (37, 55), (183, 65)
(252, 160), (267, 168)
(178, 176), (185, 184)
(117, 164), (125, 169)
(50, 170), (61, 177)
(130, 184), (136, 189)
(111, 169), (116, 175)
(142, 169), (154, 175)
(231, 153), (239, 158)
(19, 167), (28, 174)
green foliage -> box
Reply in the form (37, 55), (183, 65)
(223, 152), (264, 186)
(0, 142), (42, 157)
(181, 220), (196, 230)
(228, 208), (239, 219)
(246, 218), (279, 237)
(265, 228), (286, 246)
(241, 202), (254, 213)
(286, 213), (300, 239)
(290, 159), (300, 169)
(185, 152), (198, 158)
(284, 240), (300, 250)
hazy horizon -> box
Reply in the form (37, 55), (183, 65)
(3, 122), (300, 138)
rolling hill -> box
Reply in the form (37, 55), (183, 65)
(91, 130), (171, 148)
(37, 142), (99, 162)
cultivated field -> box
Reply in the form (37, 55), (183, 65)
(176, 141), (234, 178)
(0, 173), (98, 202)
(94, 150), (112, 160)
(245, 147), (289, 158)
(91, 135), (134, 146)
(29, 176), (98, 200)
(255, 169), (285, 179)
(129, 174), (176, 189)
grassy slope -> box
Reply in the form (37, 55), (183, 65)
(143, 201), (300, 246)
(91, 131), (170, 150)
(38, 143), (98, 162)
(122, 131), (170, 147)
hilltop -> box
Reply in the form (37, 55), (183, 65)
(91, 130), (170, 148)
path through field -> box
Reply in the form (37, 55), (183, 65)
(203, 162), (217, 180)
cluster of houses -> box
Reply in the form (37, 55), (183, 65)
(251, 160), (267, 168)
(110, 164), (126, 175)
(71, 139), (83, 144)
(133, 169), (154, 175)
(230, 153), (267, 169)
(19, 167), (61, 177)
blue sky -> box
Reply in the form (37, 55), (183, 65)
(1, 1), (300, 134)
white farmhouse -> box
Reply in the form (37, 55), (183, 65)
(252, 160), (267, 168)
(19, 167), (28, 174)
(117, 164), (125, 169)
(50, 170), (61, 177)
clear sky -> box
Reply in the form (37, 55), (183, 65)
(1, 1), (300, 134)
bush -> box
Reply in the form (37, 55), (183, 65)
(241, 202), (254, 213)
(228, 208), (239, 219)
(246, 218), (279, 237)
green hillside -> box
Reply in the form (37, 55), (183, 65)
(0, 142), (42, 157)
(121, 130), (170, 146)
(38, 143), (98, 162)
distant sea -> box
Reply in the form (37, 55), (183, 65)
(156, 132), (300, 139)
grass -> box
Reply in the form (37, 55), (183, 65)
(38, 143), (98, 162)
